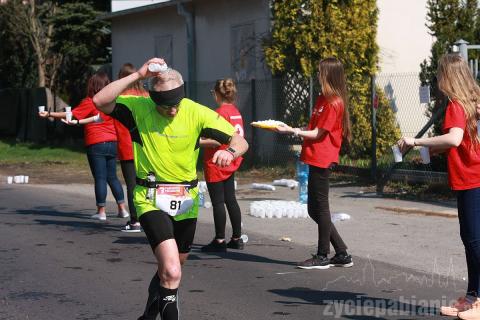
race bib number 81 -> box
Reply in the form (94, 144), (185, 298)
(155, 184), (194, 216)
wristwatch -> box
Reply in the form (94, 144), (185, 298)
(225, 147), (236, 157)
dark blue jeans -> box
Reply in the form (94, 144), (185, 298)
(86, 141), (125, 207)
(457, 188), (480, 297)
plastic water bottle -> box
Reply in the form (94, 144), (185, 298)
(296, 153), (309, 204)
(198, 191), (205, 207)
(148, 63), (168, 73)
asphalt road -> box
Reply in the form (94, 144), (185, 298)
(0, 184), (464, 320)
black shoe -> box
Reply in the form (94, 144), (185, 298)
(297, 254), (330, 269)
(329, 252), (354, 267)
(227, 238), (245, 250)
(201, 239), (227, 252)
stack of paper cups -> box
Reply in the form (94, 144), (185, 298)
(65, 106), (71, 112)
(66, 112), (72, 122)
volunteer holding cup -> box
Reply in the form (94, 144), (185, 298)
(38, 72), (129, 221)
(398, 54), (480, 319)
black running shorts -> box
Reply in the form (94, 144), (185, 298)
(139, 210), (197, 253)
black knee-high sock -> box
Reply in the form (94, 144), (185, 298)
(139, 273), (161, 320)
(139, 273), (179, 320)
(158, 286), (179, 320)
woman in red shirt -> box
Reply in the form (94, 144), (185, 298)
(276, 57), (353, 269)
(39, 72), (128, 221)
(398, 54), (480, 318)
(200, 78), (245, 252)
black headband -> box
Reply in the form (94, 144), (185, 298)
(149, 85), (185, 106)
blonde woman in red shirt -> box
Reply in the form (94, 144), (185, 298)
(398, 54), (480, 319)
(200, 78), (245, 252)
(276, 57), (353, 269)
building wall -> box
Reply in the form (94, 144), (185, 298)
(376, 0), (433, 137)
(110, 0), (270, 82)
(377, 0), (433, 74)
(111, 5), (188, 80)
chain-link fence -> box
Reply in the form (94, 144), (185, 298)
(374, 73), (447, 191)
(191, 72), (448, 189)
(1, 73), (448, 189)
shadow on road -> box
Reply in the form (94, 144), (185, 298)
(189, 245), (297, 267)
(269, 288), (439, 319)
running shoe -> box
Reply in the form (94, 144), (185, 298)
(441, 296), (473, 317)
(329, 252), (354, 267)
(227, 238), (245, 250)
(201, 239), (227, 252)
(91, 213), (107, 221)
(458, 299), (480, 320)
(121, 222), (142, 233)
(297, 254), (330, 269)
(117, 210), (130, 218)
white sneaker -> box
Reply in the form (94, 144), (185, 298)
(120, 222), (142, 233)
(117, 210), (130, 218)
(91, 213), (107, 221)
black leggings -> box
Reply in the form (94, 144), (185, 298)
(120, 160), (137, 223)
(307, 166), (347, 256)
(206, 173), (242, 239)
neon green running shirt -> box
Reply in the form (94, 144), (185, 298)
(111, 96), (235, 220)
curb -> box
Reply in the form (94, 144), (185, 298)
(375, 206), (457, 218)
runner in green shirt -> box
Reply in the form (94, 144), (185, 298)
(93, 58), (248, 320)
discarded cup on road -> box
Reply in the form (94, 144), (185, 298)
(38, 106), (45, 113)
(240, 234), (249, 243)
(7, 176), (13, 184)
(204, 201), (212, 208)
(65, 112), (72, 122)
(419, 146), (430, 164)
(65, 106), (71, 112)
(391, 145), (402, 163)
(13, 175), (24, 183)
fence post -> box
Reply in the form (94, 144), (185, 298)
(251, 79), (257, 165)
(371, 75), (377, 181)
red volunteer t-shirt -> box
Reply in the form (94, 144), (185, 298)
(203, 103), (244, 183)
(72, 97), (117, 147)
(115, 89), (149, 161)
(443, 100), (480, 190)
(300, 95), (344, 168)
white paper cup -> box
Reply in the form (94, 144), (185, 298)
(66, 112), (72, 122)
(391, 145), (402, 163)
(65, 106), (71, 112)
(24, 176), (29, 184)
(38, 106), (45, 112)
(14, 175), (24, 183)
(7, 176), (13, 184)
(419, 147), (430, 164)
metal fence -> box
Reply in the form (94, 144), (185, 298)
(1, 72), (447, 189)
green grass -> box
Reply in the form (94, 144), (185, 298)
(0, 138), (86, 166)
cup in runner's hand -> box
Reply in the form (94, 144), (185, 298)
(38, 106), (45, 113)
(66, 112), (72, 122)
